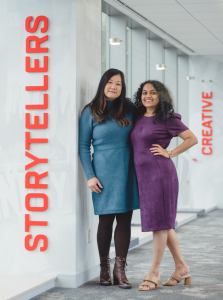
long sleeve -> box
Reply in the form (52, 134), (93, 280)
(79, 106), (96, 180)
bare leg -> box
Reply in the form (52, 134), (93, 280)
(163, 229), (190, 285)
(139, 230), (167, 290)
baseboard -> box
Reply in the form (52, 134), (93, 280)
(138, 234), (153, 246)
(176, 214), (197, 228)
(11, 280), (56, 300)
(177, 208), (205, 216)
(111, 237), (139, 249)
(56, 264), (100, 288)
(205, 206), (217, 213)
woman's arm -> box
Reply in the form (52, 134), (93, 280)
(150, 129), (198, 158)
(170, 130), (198, 158)
(79, 107), (103, 193)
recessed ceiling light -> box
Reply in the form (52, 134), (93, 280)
(156, 64), (165, 70)
(109, 38), (122, 45)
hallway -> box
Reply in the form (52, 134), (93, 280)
(32, 210), (223, 300)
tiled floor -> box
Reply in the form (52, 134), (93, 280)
(32, 209), (223, 300)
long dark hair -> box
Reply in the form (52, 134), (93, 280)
(82, 69), (131, 127)
(133, 80), (175, 123)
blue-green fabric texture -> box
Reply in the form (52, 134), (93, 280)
(79, 99), (140, 215)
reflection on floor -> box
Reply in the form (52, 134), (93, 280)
(32, 209), (223, 300)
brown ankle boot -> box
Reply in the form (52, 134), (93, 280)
(100, 256), (111, 286)
(113, 256), (131, 289)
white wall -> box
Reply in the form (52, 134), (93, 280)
(0, 0), (101, 288)
(75, 0), (101, 288)
(110, 15), (126, 73)
(188, 56), (223, 209)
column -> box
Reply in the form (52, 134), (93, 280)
(131, 28), (147, 98)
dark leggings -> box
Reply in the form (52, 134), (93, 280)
(97, 210), (133, 258)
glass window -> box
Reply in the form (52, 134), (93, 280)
(101, 12), (110, 75)
(126, 27), (132, 99)
(147, 39), (150, 80)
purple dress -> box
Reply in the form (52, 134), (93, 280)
(130, 113), (188, 232)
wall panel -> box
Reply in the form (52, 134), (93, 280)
(189, 56), (223, 209)
(0, 0), (102, 288)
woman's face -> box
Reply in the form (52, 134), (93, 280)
(141, 83), (159, 109)
(104, 74), (122, 100)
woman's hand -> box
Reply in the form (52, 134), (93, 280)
(87, 177), (103, 194)
(150, 144), (169, 158)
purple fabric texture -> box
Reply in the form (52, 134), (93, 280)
(130, 113), (189, 232)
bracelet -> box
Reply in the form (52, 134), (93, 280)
(167, 151), (172, 158)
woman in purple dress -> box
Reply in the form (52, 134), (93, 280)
(130, 80), (198, 291)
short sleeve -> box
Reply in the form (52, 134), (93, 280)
(79, 106), (96, 180)
(167, 113), (189, 137)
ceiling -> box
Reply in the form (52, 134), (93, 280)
(104, 0), (223, 56)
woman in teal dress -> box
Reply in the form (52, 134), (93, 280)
(79, 69), (139, 289)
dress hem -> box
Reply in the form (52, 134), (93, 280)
(141, 225), (175, 232)
(94, 206), (140, 216)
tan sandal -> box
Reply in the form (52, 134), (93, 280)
(162, 272), (191, 286)
(138, 275), (160, 291)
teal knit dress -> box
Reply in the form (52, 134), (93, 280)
(79, 99), (140, 215)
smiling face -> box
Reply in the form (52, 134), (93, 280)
(104, 74), (122, 100)
(141, 83), (160, 110)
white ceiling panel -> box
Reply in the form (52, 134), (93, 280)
(197, 52), (222, 55)
(207, 55), (223, 62)
(180, 37), (219, 43)
(210, 32), (223, 42)
(178, 0), (222, 3)
(130, 4), (186, 14)
(147, 20), (201, 28)
(208, 27), (223, 33)
(200, 19), (223, 27)
(189, 44), (222, 51)
(180, 3), (223, 12)
(193, 47), (223, 55)
(195, 47), (223, 50)
(166, 27), (208, 34)
(194, 47), (223, 51)
(191, 12), (223, 20)
(122, 0), (176, 4)
(106, 0), (223, 55)
(143, 13), (194, 21)
(172, 32), (215, 39)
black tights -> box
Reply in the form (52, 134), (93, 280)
(97, 211), (133, 258)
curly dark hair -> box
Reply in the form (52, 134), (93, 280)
(133, 80), (176, 123)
